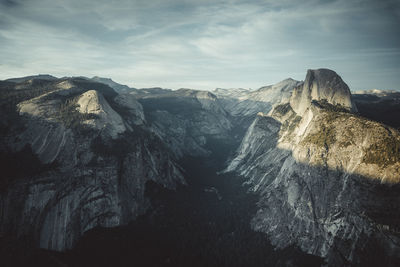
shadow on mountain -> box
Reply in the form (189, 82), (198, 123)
(53, 155), (324, 267)
(250, 158), (400, 266)
(226, 114), (400, 266)
(136, 91), (276, 160)
(353, 92), (400, 129)
(0, 139), (324, 267)
(2, 79), (399, 266)
(2, 101), (400, 267)
(0, 145), (58, 193)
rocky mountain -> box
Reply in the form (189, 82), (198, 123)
(5, 74), (58, 83)
(289, 69), (357, 115)
(0, 77), (184, 251)
(226, 69), (400, 266)
(213, 79), (302, 133)
(1, 70), (400, 266)
(90, 76), (137, 94)
(353, 89), (400, 129)
(134, 88), (234, 157)
(0, 75), (242, 256)
(213, 78), (302, 117)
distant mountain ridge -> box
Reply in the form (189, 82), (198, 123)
(6, 74), (58, 83)
(90, 76), (137, 94)
(133, 87), (234, 157)
(213, 78), (302, 118)
(352, 88), (400, 129)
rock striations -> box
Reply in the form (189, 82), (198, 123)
(226, 69), (400, 266)
(76, 90), (126, 138)
(0, 78), (184, 251)
(135, 88), (233, 157)
(289, 69), (357, 115)
(212, 79), (303, 137)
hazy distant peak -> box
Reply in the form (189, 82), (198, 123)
(176, 88), (216, 98)
(5, 74), (58, 83)
(214, 88), (249, 92)
(211, 88), (250, 99)
(258, 78), (301, 92)
(278, 77), (297, 83)
(353, 89), (398, 95)
(91, 76), (120, 85)
(91, 76), (112, 81)
(132, 87), (172, 96)
(90, 76), (135, 94)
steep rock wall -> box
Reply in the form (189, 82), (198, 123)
(0, 81), (184, 251)
(227, 69), (400, 265)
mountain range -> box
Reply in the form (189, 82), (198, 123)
(0, 69), (399, 266)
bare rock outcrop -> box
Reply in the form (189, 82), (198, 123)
(76, 90), (126, 138)
(289, 69), (357, 115)
(214, 78), (302, 118)
(0, 78), (184, 251)
(227, 69), (400, 266)
(135, 88), (233, 157)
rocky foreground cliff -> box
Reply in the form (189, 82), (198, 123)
(0, 75), (244, 253)
(0, 77), (184, 251)
(226, 69), (400, 266)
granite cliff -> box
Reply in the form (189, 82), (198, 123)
(135, 88), (234, 157)
(226, 69), (400, 265)
(0, 77), (184, 251)
(213, 78), (302, 131)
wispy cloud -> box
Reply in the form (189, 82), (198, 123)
(0, 0), (399, 90)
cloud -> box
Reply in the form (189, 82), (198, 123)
(0, 0), (19, 7)
(0, 0), (399, 90)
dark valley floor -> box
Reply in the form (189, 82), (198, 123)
(3, 155), (324, 267)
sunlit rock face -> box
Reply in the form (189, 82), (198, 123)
(0, 78), (184, 251)
(76, 90), (126, 138)
(227, 69), (400, 265)
(290, 69), (357, 115)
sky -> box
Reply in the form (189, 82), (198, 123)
(0, 0), (399, 91)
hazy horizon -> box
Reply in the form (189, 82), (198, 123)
(1, 0), (399, 91)
(4, 72), (397, 93)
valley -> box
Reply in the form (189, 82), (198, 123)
(8, 153), (323, 267)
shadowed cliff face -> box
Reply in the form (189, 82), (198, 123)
(353, 90), (400, 129)
(226, 113), (400, 266)
(135, 88), (235, 158)
(4, 142), (324, 267)
(226, 69), (400, 266)
(0, 78), (184, 251)
(0, 78), (247, 255)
